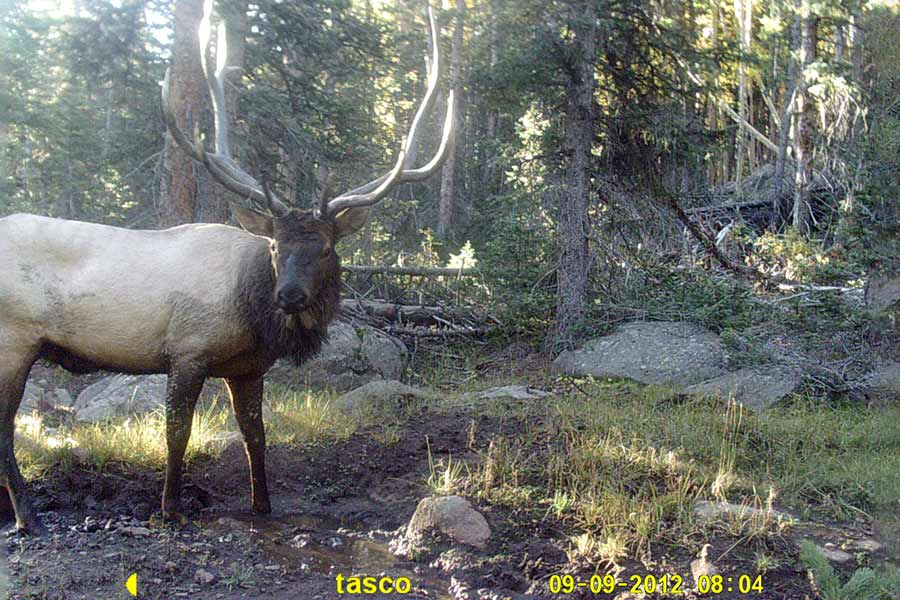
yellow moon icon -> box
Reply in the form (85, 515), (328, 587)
(126, 572), (138, 596)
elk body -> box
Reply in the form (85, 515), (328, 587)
(0, 1), (452, 535)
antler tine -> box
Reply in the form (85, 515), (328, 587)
(325, 5), (454, 219)
(161, 0), (290, 217)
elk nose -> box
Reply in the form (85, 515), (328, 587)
(275, 287), (308, 312)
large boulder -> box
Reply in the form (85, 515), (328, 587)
(73, 374), (167, 422)
(553, 321), (727, 387)
(866, 273), (900, 313)
(20, 382), (75, 414)
(684, 367), (802, 411)
(852, 362), (900, 406)
(20, 382), (44, 414)
(407, 496), (491, 550)
(270, 321), (408, 391)
(333, 380), (432, 413)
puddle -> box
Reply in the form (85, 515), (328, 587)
(206, 512), (452, 598)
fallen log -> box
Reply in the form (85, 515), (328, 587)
(341, 298), (461, 326)
(343, 264), (476, 277)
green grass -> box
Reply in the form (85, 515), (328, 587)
(14, 376), (900, 570)
(446, 379), (900, 561)
(16, 386), (355, 479)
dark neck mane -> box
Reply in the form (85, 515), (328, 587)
(236, 244), (340, 366)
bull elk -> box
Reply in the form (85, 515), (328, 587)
(0, 1), (453, 535)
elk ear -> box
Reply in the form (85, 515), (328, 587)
(231, 205), (274, 237)
(333, 207), (370, 239)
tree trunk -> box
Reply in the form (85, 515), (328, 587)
(554, 2), (596, 349)
(437, 0), (464, 239)
(160, 0), (204, 228)
(733, 0), (752, 195)
(792, 3), (816, 236)
(849, 12), (864, 82)
(773, 12), (800, 211)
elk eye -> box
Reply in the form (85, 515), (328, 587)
(320, 247), (333, 258)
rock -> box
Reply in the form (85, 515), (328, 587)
(693, 500), (790, 524)
(20, 383), (75, 414)
(73, 374), (167, 422)
(333, 380), (431, 413)
(194, 568), (216, 585)
(49, 388), (74, 409)
(20, 382), (43, 413)
(462, 386), (551, 401)
(407, 496), (491, 550)
(684, 367), (802, 410)
(852, 362), (900, 406)
(270, 321), (408, 391)
(553, 321), (726, 386)
(865, 273), (900, 312)
(849, 539), (882, 553)
(807, 543), (853, 563)
(120, 526), (151, 537)
(690, 544), (719, 589)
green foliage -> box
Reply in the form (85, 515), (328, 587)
(619, 268), (766, 333)
(478, 201), (556, 333)
(799, 541), (882, 600)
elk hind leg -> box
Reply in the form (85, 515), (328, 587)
(0, 348), (45, 535)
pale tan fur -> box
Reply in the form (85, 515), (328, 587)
(0, 214), (268, 374)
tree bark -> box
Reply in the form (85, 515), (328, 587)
(160, 0), (204, 227)
(792, 3), (816, 236)
(437, 0), (464, 239)
(773, 12), (800, 209)
(849, 12), (864, 82)
(554, 2), (596, 349)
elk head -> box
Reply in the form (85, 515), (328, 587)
(162, 0), (454, 315)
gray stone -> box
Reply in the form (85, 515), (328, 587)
(852, 362), (900, 406)
(462, 386), (551, 401)
(848, 539), (882, 553)
(271, 321), (408, 391)
(20, 382), (44, 413)
(806, 543), (853, 563)
(693, 500), (790, 524)
(49, 388), (74, 408)
(866, 274), (900, 312)
(685, 367), (802, 410)
(194, 568), (216, 585)
(333, 380), (431, 413)
(553, 321), (727, 386)
(73, 374), (167, 422)
(407, 495), (491, 550)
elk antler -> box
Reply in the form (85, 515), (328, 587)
(161, 0), (289, 217)
(323, 5), (455, 220)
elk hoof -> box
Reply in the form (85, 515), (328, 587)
(162, 510), (190, 526)
(15, 518), (48, 537)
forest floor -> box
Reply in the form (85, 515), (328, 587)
(5, 356), (900, 599)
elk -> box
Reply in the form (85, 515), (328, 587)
(0, 1), (453, 535)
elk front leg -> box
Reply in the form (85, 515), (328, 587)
(225, 376), (271, 514)
(0, 348), (45, 535)
(162, 366), (205, 520)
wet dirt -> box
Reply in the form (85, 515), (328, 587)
(2, 395), (881, 600)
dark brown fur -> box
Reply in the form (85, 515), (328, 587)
(235, 237), (341, 367)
